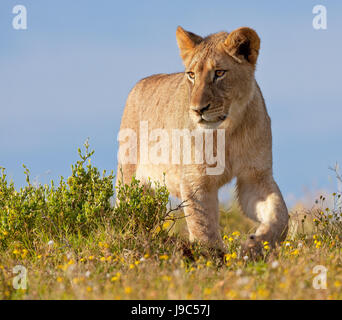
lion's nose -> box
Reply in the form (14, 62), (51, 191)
(192, 104), (210, 115)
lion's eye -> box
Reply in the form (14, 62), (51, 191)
(187, 72), (195, 80)
(215, 70), (226, 78)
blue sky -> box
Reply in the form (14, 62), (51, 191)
(0, 0), (341, 206)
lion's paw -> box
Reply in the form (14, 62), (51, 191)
(240, 234), (264, 260)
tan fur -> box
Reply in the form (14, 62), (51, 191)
(116, 26), (289, 252)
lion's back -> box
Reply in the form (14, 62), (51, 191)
(120, 72), (185, 130)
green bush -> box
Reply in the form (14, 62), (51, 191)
(114, 173), (170, 240)
(0, 141), (115, 248)
(0, 141), (175, 254)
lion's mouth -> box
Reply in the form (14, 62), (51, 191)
(200, 114), (227, 124)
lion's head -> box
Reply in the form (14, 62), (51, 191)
(176, 26), (260, 129)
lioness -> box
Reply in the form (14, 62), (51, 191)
(116, 26), (289, 254)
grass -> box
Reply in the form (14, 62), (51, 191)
(1, 144), (342, 300)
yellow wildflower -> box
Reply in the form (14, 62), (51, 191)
(224, 254), (232, 263)
(111, 272), (121, 282)
(21, 249), (28, 259)
(291, 249), (300, 256)
(162, 221), (171, 229)
(203, 288), (212, 295)
(226, 290), (238, 299)
(232, 231), (240, 237)
(263, 241), (270, 250)
(257, 288), (270, 298)
(124, 287), (132, 294)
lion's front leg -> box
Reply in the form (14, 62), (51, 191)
(180, 183), (223, 250)
(237, 170), (289, 256)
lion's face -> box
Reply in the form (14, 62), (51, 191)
(176, 27), (260, 129)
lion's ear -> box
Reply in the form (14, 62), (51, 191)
(224, 27), (260, 66)
(176, 26), (203, 63)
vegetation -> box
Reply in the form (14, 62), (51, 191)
(0, 143), (342, 300)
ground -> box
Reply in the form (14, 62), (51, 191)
(1, 146), (341, 300)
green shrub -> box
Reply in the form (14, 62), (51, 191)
(0, 141), (115, 248)
(114, 173), (171, 241)
(0, 141), (175, 254)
